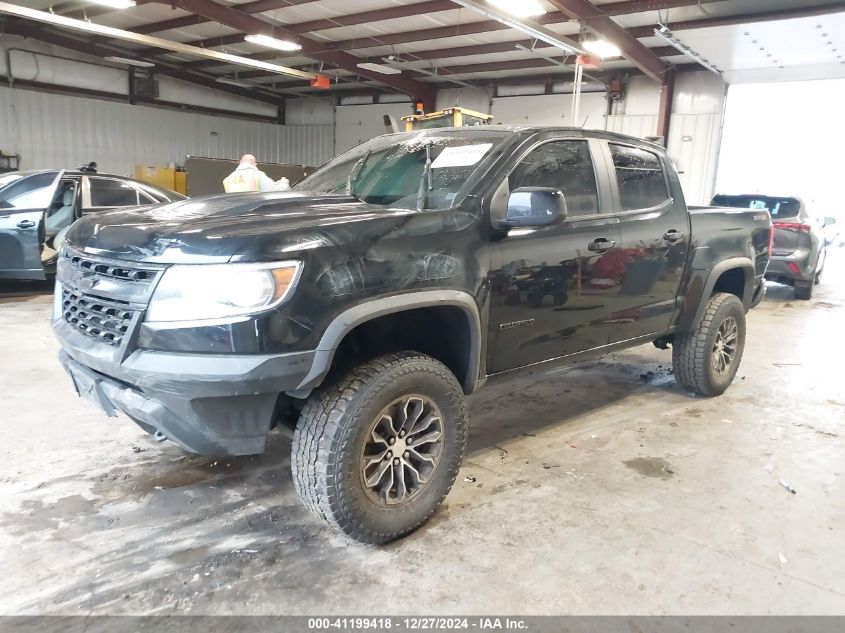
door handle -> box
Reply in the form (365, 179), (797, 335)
(16, 220), (36, 229)
(588, 238), (616, 253)
(663, 230), (684, 243)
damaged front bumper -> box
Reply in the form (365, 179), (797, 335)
(55, 318), (315, 456)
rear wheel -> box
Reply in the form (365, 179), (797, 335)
(291, 352), (467, 544)
(673, 293), (746, 397)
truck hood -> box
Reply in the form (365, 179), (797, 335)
(64, 192), (458, 264)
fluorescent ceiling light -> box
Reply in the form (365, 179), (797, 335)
(357, 62), (402, 75)
(0, 2), (315, 80)
(104, 55), (154, 67)
(452, 0), (583, 55)
(583, 39), (621, 59)
(244, 34), (302, 52)
(487, 0), (545, 18)
(86, 0), (136, 8)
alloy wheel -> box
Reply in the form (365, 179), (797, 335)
(712, 316), (738, 376)
(360, 395), (444, 506)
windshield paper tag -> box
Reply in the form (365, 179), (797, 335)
(431, 143), (493, 169)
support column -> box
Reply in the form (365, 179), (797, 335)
(656, 67), (676, 146)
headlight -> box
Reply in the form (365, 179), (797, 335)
(146, 261), (301, 322)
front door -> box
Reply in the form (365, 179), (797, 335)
(601, 141), (691, 340)
(488, 138), (622, 374)
(0, 170), (64, 280)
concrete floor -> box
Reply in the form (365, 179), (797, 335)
(1, 254), (843, 616)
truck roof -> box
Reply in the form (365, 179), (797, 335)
(379, 125), (667, 151)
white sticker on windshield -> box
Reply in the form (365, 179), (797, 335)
(431, 143), (493, 169)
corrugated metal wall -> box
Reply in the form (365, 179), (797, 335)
(492, 92), (608, 129)
(334, 103), (410, 154)
(0, 86), (334, 175)
(606, 114), (658, 138)
(605, 72), (727, 205)
(667, 112), (723, 207)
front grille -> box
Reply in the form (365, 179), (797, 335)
(59, 250), (163, 347)
(62, 289), (136, 346)
(66, 253), (156, 282)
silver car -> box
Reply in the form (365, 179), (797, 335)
(0, 168), (185, 281)
(711, 195), (835, 300)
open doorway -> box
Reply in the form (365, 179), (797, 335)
(716, 79), (845, 299)
(716, 78), (845, 224)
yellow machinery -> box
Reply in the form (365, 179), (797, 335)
(401, 106), (493, 131)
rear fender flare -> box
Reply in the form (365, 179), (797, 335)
(289, 290), (483, 396)
(688, 257), (754, 330)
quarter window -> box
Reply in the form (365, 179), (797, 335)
(88, 178), (140, 207)
(609, 144), (670, 210)
(509, 140), (599, 216)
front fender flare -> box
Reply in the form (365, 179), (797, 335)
(289, 290), (483, 396)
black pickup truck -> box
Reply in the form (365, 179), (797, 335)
(53, 127), (772, 543)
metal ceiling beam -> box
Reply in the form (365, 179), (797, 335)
(323, 0), (723, 51)
(237, 46), (688, 83)
(546, 0), (669, 82)
(264, 61), (707, 95)
(325, 13), (568, 52)
(338, 1), (845, 55)
(0, 20), (287, 105)
(131, 0), (318, 35)
(136, 33), (247, 57)
(288, 0), (456, 34)
(172, 0), (845, 83)
(166, 0), (713, 57)
(0, 74), (281, 123)
(146, 0), (436, 105)
(0, 3), (316, 80)
(366, 41), (681, 64)
(136, 0), (456, 60)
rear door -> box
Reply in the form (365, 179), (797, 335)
(0, 170), (64, 280)
(602, 141), (690, 341)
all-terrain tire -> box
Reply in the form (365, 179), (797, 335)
(795, 282), (813, 300)
(291, 352), (468, 544)
(672, 292), (746, 397)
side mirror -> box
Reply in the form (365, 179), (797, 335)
(823, 216), (836, 227)
(501, 187), (567, 228)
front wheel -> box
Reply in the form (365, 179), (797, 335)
(291, 352), (468, 544)
(673, 293), (747, 397)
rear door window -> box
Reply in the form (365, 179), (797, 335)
(609, 144), (670, 211)
(87, 177), (140, 207)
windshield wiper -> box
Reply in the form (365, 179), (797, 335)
(346, 149), (372, 199)
(415, 141), (433, 212)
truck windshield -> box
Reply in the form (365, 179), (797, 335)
(294, 131), (510, 209)
(712, 194), (801, 220)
